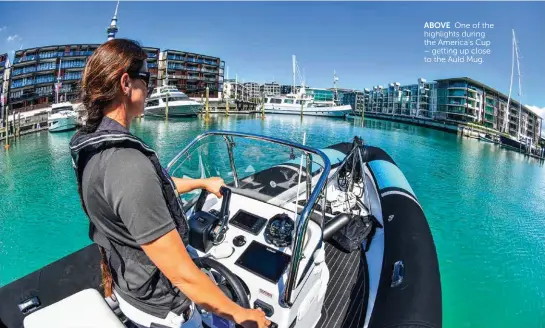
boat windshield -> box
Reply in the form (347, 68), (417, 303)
(167, 131), (330, 215)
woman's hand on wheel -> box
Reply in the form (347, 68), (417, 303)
(234, 308), (271, 328)
(204, 177), (225, 198)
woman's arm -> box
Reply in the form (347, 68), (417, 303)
(171, 176), (225, 197)
(141, 229), (270, 328)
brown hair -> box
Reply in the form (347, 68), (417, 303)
(79, 39), (147, 296)
(80, 38), (147, 133)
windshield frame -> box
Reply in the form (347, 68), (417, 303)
(166, 130), (332, 306)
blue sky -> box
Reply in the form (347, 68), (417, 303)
(1, 1), (544, 113)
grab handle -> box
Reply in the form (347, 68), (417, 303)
(390, 260), (405, 288)
(18, 296), (41, 314)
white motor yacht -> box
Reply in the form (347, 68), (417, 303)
(48, 102), (77, 132)
(144, 86), (202, 118)
(263, 92), (353, 118)
(263, 56), (353, 118)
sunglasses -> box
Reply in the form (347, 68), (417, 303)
(128, 71), (151, 87)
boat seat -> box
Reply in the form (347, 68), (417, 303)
(23, 288), (126, 328)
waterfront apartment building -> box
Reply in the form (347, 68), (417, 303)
(158, 50), (224, 99)
(9, 44), (99, 111)
(362, 77), (542, 143)
(5, 44), (224, 112)
(363, 78), (436, 118)
(335, 88), (365, 113)
(1, 53), (8, 119)
(261, 82), (280, 96)
(143, 46), (160, 92)
(242, 82), (261, 100)
(223, 79), (250, 100)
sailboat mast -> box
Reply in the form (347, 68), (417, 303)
(514, 30), (522, 138)
(292, 55), (296, 95)
(505, 30), (515, 134)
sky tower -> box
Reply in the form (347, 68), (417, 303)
(107, 1), (120, 41)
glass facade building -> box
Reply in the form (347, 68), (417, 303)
(306, 88), (334, 102)
(1, 53), (8, 120)
(6, 45), (223, 111)
(363, 77), (542, 143)
(9, 44), (100, 111)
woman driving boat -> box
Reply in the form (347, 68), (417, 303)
(69, 39), (270, 328)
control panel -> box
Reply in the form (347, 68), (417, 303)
(190, 190), (324, 328)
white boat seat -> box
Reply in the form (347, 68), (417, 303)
(24, 288), (126, 328)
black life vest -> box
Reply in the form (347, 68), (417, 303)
(69, 122), (189, 316)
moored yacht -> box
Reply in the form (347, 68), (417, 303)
(144, 85), (202, 118)
(263, 91), (353, 118)
(263, 56), (353, 118)
(48, 102), (77, 132)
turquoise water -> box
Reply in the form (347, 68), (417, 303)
(1, 115), (544, 327)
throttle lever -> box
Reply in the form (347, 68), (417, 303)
(211, 186), (231, 244)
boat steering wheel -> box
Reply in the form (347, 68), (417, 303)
(193, 256), (251, 309)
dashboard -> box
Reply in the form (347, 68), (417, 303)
(187, 191), (322, 315)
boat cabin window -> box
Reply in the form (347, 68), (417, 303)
(50, 106), (73, 114)
(151, 88), (158, 94)
(270, 98), (282, 104)
(296, 100), (306, 105)
(162, 95), (189, 102)
(146, 99), (160, 107)
(283, 99), (294, 104)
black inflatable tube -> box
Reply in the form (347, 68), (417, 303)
(368, 193), (442, 328)
(0, 244), (102, 328)
(360, 145), (441, 328)
(326, 142), (396, 165)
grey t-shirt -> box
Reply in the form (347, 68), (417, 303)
(81, 145), (188, 317)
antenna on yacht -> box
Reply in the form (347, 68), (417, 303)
(293, 132), (307, 221)
(333, 69), (339, 103)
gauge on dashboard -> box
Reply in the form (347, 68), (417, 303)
(264, 213), (295, 248)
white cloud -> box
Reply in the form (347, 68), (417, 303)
(6, 34), (21, 42)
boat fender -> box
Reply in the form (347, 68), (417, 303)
(322, 213), (350, 241)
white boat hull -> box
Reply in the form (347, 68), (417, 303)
(144, 103), (201, 117)
(48, 116), (77, 132)
(264, 104), (352, 117)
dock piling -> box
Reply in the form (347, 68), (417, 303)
(165, 91), (169, 120)
(205, 86), (210, 120)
